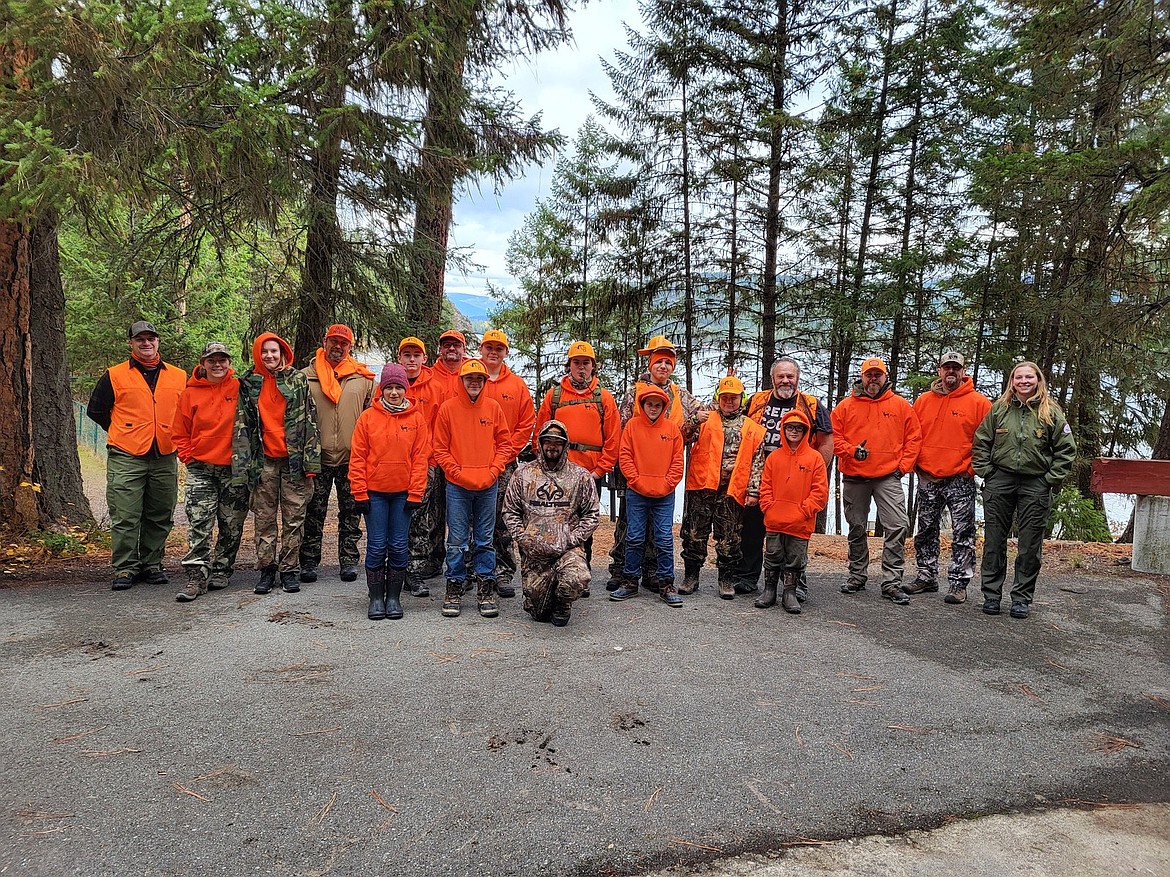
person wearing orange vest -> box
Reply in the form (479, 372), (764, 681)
(533, 340), (621, 571)
(433, 359), (512, 619)
(398, 335), (448, 597)
(679, 375), (766, 599)
(756, 410), (830, 613)
(478, 329), (536, 597)
(607, 335), (707, 592)
(299, 324), (376, 584)
(233, 332), (322, 595)
(831, 356), (922, 605)
(86, 320), (187, 591)
(171, 342), (249, 602)
(906, 350), (992, 604)
(349, 363), (430, 622)
(734, 356), (834, 602)
(610, 385), (686, 606)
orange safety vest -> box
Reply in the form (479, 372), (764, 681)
(105, 361), (186, 456)
(685, 415), (765, 504)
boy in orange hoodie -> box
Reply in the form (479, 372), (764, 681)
(756, 410), (829, 613)
(611, 385), (685, 606)
(432, 359), (512, 618)
(172, 342), (249, 601)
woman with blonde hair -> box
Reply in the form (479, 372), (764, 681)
(972, 361), (1076, 619)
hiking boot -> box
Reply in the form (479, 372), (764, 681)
(718, 577), (735, 600)
(366, 567), (386, 620)
(609, 579), (639, 602)
(340, 565), (359, 583)
(476, 577), (499, 618)
(781, 573), (802, 614)
(678, 566), (700, 596)
(944, 585), (967, 605)
(902, 578), (938, 595)
(841, 580), (866, 595)
(255, 566), (276, 594)
(659, 579), (684, 608)
(208, 573), (231, 591)
(175, 568), (205, 603)
(385, 568), (405, 620)
(280, 571), (301, 593)
(495, 575), (516, 598)
(550, 600), (572, 627)
(442, 580), (463, 617)
(407, 572), (430, 598)
(135, 568), (169, 585)
(299, 567), (318, 583)
(982, 598), (1002, 615)
(1009, 601), (1030, 619)
(111, 572), (135, 591)
(881, 588), (910, 606)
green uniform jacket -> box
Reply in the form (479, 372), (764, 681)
(972, 396), (1076, 487)
(233, 366), (323, 488)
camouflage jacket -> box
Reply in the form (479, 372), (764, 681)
(233, 366), (322, 487)
(502, 448), (599, 561)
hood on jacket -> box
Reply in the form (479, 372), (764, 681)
(635, 383), (672, 418)
(930, 374), (975, 396)
(537, 419), (570, 471)
(251, 332), (294, 373)
(780, 408), (812, 450)
(851, 380), (893, 401)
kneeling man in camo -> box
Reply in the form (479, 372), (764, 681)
(502, 421), (599, 626)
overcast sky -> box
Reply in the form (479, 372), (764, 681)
(443, 0), (642, 308)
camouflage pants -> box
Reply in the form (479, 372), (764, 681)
(407, 465), (446, 580)
(300, 462), (362, 570)
(680, 487), (744, 574)
(490, 461), (518, 582)
(913, 474), (978, 589)
(252, 456), (313, 572)
(521, 547), (590, 621)
(181, 461), (248, 581)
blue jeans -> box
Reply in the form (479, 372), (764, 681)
(445, 482), (498, 582)
(624, 489), (675, 581)
(364, 491), (413, 571)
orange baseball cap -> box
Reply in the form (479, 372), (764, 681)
(637, 334), (677, 358)
(398, 336), (425, 353)
(567, 340), (596, 361)
(861, 356), (888, 374)
(439, 329), (467, 346)
(716, 375), (745, 396)
(325, 324), (354, 343)
(459, 359), (487, 377)
(481, 329), (509, 350)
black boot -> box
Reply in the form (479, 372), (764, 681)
(781, 572), (802, 614)
(754, 569), (779, 608)
(385, 567), (404, 620)
(255, 566), (276, 595)
(367, 567), (386, 620)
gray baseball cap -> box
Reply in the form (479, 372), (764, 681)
(128, 320), (159, 339)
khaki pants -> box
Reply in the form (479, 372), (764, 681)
(842, 474), (908, 591)
(252, 456), (313, 572)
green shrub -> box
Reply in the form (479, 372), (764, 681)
(1048, 487), (1113, 542)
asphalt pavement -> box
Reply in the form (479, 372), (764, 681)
(1, 560), (1167, 876)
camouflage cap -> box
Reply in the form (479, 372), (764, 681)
(538, 420), (570, 444)
(199, 341), (231, 359)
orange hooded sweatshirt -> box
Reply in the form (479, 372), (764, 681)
(619, 385), (684, 498)
(831, 382), (922, 479)
(482, 362), (536, 461)
(759, 410), (830, 539)
(912, 376), (992, 478)
(252, 333), (295, 458)
(433, 387), (512, 491)
(172, 366), (239, 466)
(534, 376), (621, 478)
(349, 402), (430, 502)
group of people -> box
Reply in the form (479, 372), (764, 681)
(87, 320), (1076, 627)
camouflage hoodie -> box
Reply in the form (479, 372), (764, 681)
(501, 420), (600, 560)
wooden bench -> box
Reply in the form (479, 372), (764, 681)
(1091, 458), (1170, 575)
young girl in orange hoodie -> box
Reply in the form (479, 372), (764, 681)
(611, 385), (685, 606)
(349, 363), (430, 621)
(757, 410), (829, 614)
(233, 332), (322, 595)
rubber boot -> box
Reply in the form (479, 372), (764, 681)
(781, 571), (802, 614)
(659, 578), (683, 608)
(678, 564), (700, 595)
(754, 569), (779, 608)
(385, 568), (404, 620)
(367, 567), (386, 620)
(477, 577), (499, 618)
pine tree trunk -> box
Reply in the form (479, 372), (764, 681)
(30, 213), (91, 524)
(759, 0), (789, 382)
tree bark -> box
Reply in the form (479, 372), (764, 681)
(0, 218), (40, 532)
(30, 213), (92, 524)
